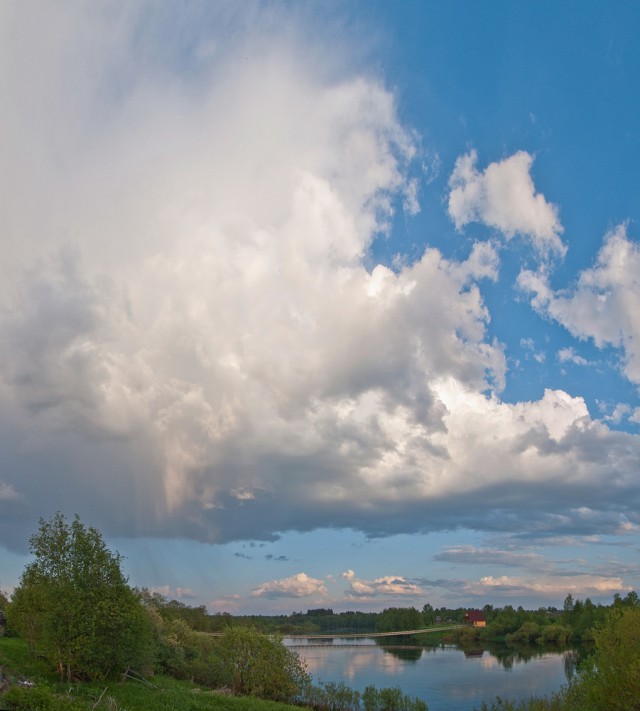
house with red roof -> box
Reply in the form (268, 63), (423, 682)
(464, 610), (486, 627)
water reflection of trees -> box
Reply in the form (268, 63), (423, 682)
(377, 644), (423, 662)
(374, 638), (582, 677)
(462, 648), (485, 659)
(461, 641), (582, 677)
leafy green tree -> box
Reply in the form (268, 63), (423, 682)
(6, 576), (47, 651)
(376, 606), (423, 632)
(422, 603), (435, 625)
(622, 590), (639, 607)
(0, 588), (10, 637)
(8, 513), (150, 681)
(572, 605), (640, 710)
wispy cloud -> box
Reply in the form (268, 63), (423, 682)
(521, 338), (546, 363)
(463, 574), (630, 599)
(434, 546), (546, 568)
(557, 347), (590, 366)
(0, 481), (20, 502)
(151, 585), (198, 600)
(343, 571), (424, 601)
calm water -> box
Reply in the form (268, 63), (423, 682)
(285, 638), (577, 711)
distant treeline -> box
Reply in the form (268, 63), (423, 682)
(149, 590), (640, 647)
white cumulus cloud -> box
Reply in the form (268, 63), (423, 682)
(252, 573), (328, 599)
(448, 150), (565, 256)
(344, 572), (424, 600)
(519, 224), (640, 385)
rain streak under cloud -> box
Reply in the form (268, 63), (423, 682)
(1, 1), (639, 613)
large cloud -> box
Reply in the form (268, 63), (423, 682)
(1, 2), (640, 554)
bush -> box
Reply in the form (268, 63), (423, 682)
(304, 680), (362, 710)
(506, 622), (540, 646)
(359, 684), (427, 711)
(2, 683), (84, 710)
(539, 624), (571, 646)
(213, 626), (309, 702)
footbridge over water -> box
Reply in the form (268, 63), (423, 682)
(207, 625), (465, 641)
(283, 625), (464, 641)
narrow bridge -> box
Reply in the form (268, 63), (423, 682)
(283, 625), (464, 640)
(207, 625), (465, 639)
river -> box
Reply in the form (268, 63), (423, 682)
(285, 638), (577, 711)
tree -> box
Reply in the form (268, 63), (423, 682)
(575, 606), (640, 710)
(0, 589), (8, 636)
(8, 513), (149, 681)
(562, 593), (574, 613)
(422, 603), (435, 625)
(6, 576), (46, 651)
(623, 590), (639, 607)
(376, 606), (423, 632)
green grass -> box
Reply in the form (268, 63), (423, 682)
(0, 637), (56, 682)
(75, 677), (304, 711)
(0, 638), (302, 711)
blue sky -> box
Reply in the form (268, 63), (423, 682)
(1, 1), (639, 614)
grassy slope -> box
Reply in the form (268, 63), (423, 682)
(0, 638), (301, 711)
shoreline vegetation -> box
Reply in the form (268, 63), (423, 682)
(1, 515), (639, 710)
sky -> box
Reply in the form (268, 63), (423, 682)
(1, 1), (640, 615)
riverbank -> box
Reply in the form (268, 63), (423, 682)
(0, 638), (300, 711)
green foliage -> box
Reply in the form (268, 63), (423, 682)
(358, 684), (427, 711)
(456, 626), (482, 645)
(173, 623), (218, 685)
(506, 622), (540, 646)
(93, 674), (305, 711)
(303, 679), (361, 710)
(478, 605), (640, 710)
(2, 682), (85, 710)
(6, 583), (47, 652)
(539, 624), (571, 646)
(0, 589), (8, 637)
(376, 607), (423, 633)
(8, 513), (150, 681)
(475, 694), (568, 711)
(0, 663), (305, 711)
(568, 605), (640, 710)
(296, 680), (427, 711)
(213, 626), (309, 702)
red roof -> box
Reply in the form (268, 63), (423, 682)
(465, 610), (485, 622)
